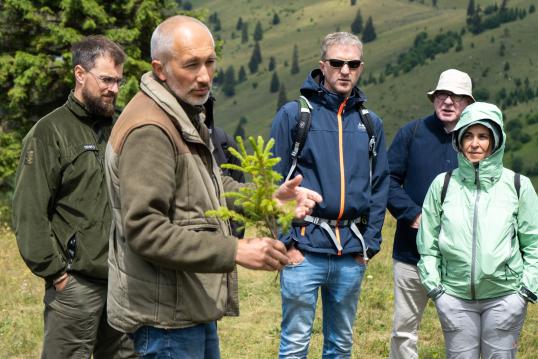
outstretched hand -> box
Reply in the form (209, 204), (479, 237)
(273, 175), (323, 219)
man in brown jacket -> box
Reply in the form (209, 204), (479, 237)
(105, 15), (322, 358)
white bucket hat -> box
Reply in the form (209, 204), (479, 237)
(427, 69), (475, 102)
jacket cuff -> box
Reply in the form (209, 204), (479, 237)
(427, 285), (445, 300)
(519, 286), (537, 304)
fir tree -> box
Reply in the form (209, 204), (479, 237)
(272, 13), (281, 25)
(351, 0), (357, 5)
(238, 66), (247, 83)
(270, 72), (280, 93)
(362, 16), (377, 43)
(222, 65), (236, 97)
(351, 9), (363, 34)
(248, 42), (262, 74)
(236, 17), (243, 30)
(291, 45), (300, 74)
(277, 84), (288, 111)
(268, 56), (276, 71)
(467, 0), (475, 17)
(241, 23), (249, 43)
(253, 21), (264, 41)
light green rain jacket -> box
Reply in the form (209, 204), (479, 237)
(417, 102), (538, 303)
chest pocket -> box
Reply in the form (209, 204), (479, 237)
(61, 144), (102, 185)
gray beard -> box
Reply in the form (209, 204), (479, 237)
(82, 88), (116, 117)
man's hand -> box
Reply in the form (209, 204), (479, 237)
(53, 272), (69, 292)
(274, 175), (323, 219)
(410, 213), (422, 229)
(236, 237), (289, 271)
(286, 245), (305, 265)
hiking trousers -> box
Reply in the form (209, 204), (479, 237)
(435, 292), (528, 359)
(389, 260), (429, 359)
(42, 273), (136, 359)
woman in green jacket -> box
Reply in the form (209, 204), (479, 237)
(417, 102), (538, 358)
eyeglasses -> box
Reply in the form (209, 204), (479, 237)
(435, 91), (466, 103)
(87, 71), (125, 88)
(324, 59), (363, 69)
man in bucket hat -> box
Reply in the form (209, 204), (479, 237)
(387, 69), (475, 359)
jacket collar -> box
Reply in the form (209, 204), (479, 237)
(299, 69), (367, 111)
(66, 91), (113, 125)
(456, 147), (504, 189)
(139, 72), (209, 147)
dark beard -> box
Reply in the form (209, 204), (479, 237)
(81, 87), (116, 117)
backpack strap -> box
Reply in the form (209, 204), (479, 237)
(441, 170), (453, 205)
(514, 172), (521, 199)
(285, 96), (312, 182)
(358, 105), (377, 185)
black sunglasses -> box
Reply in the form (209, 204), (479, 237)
(324, 59), (363, 69)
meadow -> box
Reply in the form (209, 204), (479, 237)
(1, 216), (536, 358)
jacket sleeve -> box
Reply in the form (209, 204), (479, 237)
(517, 176), (538, 303)
(387, 124), (422, 223)
(12, 134), (66, 281)
(416, 175), (445, 299)
(119, 125), (238, 273)
(363, 115), (390, 257)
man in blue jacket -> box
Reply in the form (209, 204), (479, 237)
(270, 32), (389, 358)
(387, 69), (474, 359)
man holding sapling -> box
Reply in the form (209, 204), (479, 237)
(104, 15), (321, 358)
(270, 32), (389, 358)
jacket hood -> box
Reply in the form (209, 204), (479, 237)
(299, 69), (367, 109)
(452, 102), (505, 184)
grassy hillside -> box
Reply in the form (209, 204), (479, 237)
(196, 0), (538, 185)
(2, 216), (537, 358)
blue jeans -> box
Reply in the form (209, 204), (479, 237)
(132, 322), (220, 359)
(279, 252), (367, 359)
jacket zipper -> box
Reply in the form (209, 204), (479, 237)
(470, 165), (480, 299)
(334, 98), (348, 256)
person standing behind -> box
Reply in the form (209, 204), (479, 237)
(12, 36), (135, 358)
(387, 69), (474, 359)
(417, 102), (538, 358)
(270, 32), (389, 358)
(104, 15), (321, 358)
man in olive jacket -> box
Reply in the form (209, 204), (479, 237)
(12, 36), (135, 358)
(105, 15), (322, 358)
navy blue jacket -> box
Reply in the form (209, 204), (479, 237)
(387, 113), (458, 265)
(270, 69), (389, 257)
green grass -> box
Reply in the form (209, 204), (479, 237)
(5, 216), (536, 358)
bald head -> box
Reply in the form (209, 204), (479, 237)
(151, 15), (214, 62)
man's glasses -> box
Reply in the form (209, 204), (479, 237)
(87, 71), (125, 88)
(324, 59), (363, 69)
(435, 91), (466, 103)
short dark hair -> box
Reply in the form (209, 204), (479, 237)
(71, 35), (126, 70)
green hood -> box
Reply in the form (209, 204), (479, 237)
(452, 102), (506, 187)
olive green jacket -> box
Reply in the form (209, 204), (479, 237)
(12, 92), (112, 283)
(105, 72), (240, 333)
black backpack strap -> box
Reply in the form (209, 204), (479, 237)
(514, 172), (521, 199)
(286, 96), (312, 181)
(358, 105), (377, 185)
(441, 170), (453, 205)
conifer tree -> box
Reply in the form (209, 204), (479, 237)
(268, 56), (276, 71)
(272, 13), (281, 25)
(351, 9), (363, 34)
(467, 0), (475, 17)
(291, 45), (300, 74)
(362, 16), (377, 43)
(277, 84), (288, 111)
(253, 21), (264, 41)
(238, 66), (247, 83)
(222, 65), (236, 97)
(236, 17), (244, 30)
(351, 0), (357, 5)
(241, 23), (249, 43)
(270, 72), (280, 93)
(248, 42), (262, 74)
